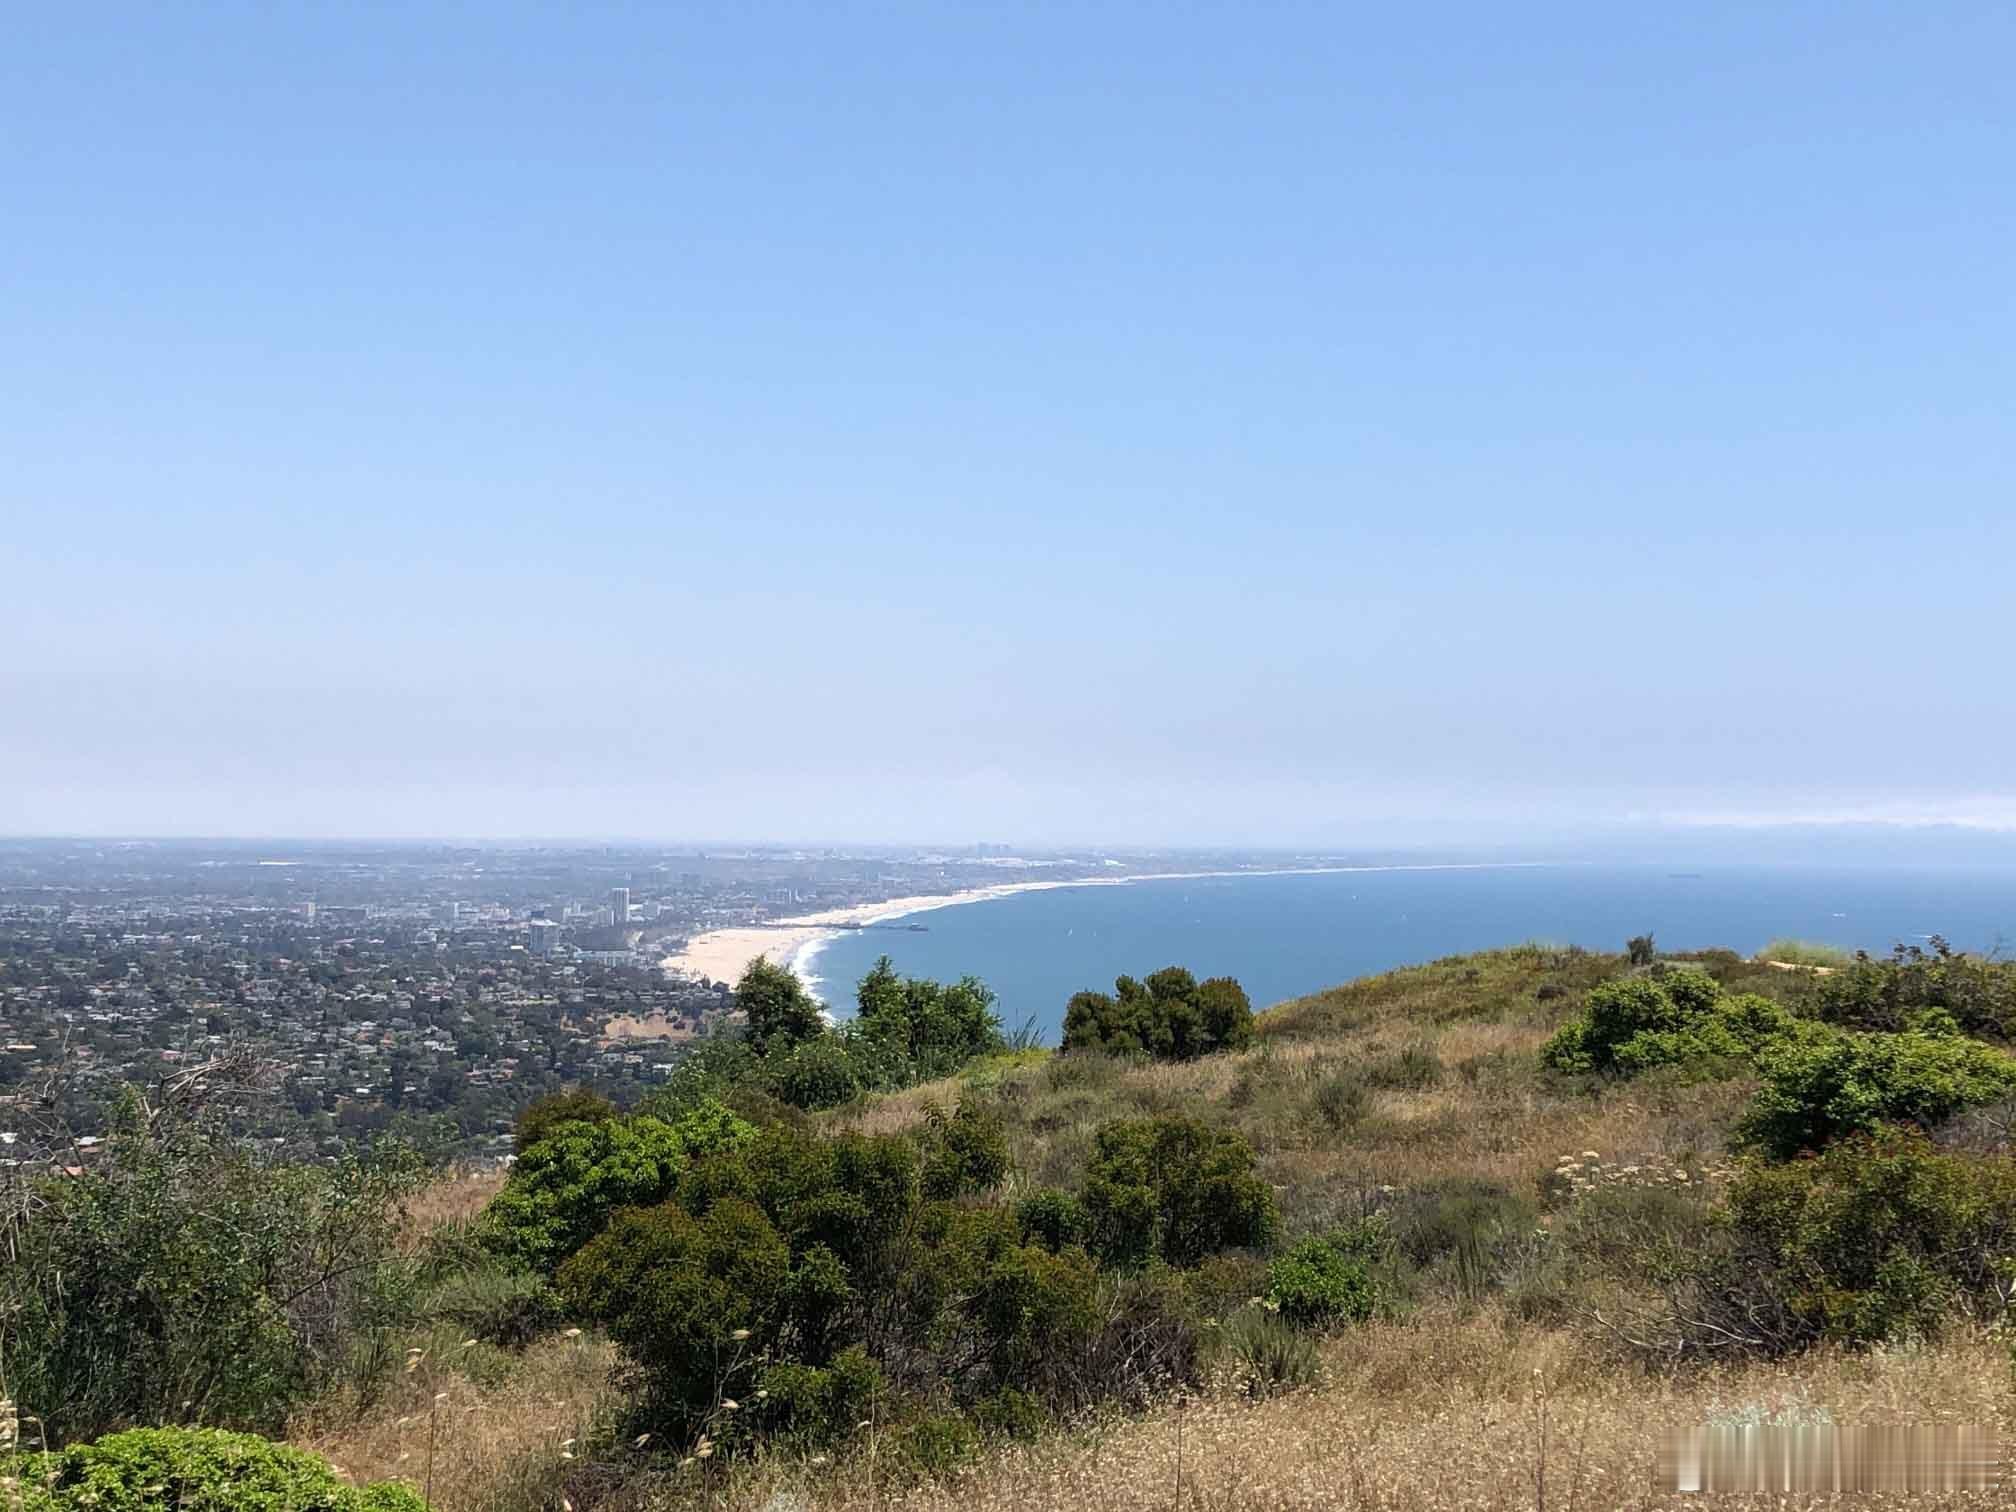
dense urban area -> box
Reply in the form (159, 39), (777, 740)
(0, 838), (1276, 1164)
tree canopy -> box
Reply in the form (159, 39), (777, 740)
(1061, 966), (1254, 1060)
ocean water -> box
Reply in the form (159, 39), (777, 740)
(802, 863), (2016, 1043)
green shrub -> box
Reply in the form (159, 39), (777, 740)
(735, 957), (826, 1053)
(1739, 1028), (2016, 1158)
(0, 1112), (423, 1441)
(1687, 1129), (2016, 1352)
(774, 1035), (863, 1110)
(891, 1413), (981, 1479)
(422, 1260), (564, 1350)
(854, 956), (1007, 1073)
(1184, 1253), (1271, 1319)
(1081, 1116), (1276, 1268)
(966, 1243), (1103, 1391)
(484, 1098), (755, 1272)
(1061, 967), (1254, 1061)
(1813, 938), (2016, 1038)
(3, 1427), (429, 1511)
(558, 1196), (793, 1434)
(742, 1346), (884, 1449)
(970, 1387), (1048, 1442)
(1542, 968), (1799, 1077)
(919, 1099), (1010, 1200)
(1015, 1188), (1088, 1252)
(1267, 1224), (1384, 1328)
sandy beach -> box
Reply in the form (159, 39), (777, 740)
(660, 862), (1548, 990)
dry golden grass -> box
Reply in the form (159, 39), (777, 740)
(717, 1311), (2012, 1511)
(398, 1166), (508, 1248)
(293, 1331), (617, 1512)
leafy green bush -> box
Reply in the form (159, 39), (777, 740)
(1541, 967), (1798, 1076)
(1813, 938), (2016, 1038)
(421, 1258), (565, 1350)
(2, 1427), (429, 1511)
(854, 956), (1007, 1073)
(773, 1034), (863, 1110)
(1184, 1252), (1271, 1318)
(0, 1110), (423, 1441)
(740, 1346), (884, 1449)
(1267, 1224), (1384, 1328)
(1061, 967), (1254, 1061)
(969, 1387), (1049, 1442)
(483, 1098), (755, 1272)
(559, 1196), (794, 1433)
(966, 1242), (1104, 1394)
(890, 1413), (982, 1479)
(1081, 1116), (1276, 1268)
(918, 1099), (1010, 1200)
(1691, 1129), (2016, 1352)
(1015, 1188), (1088, 1252)
(1738, 1028), (2016, 1158)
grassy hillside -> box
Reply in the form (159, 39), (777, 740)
(295, 944), (2013, 1510)
(840, 945), (1762, 1209)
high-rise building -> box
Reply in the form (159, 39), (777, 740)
(528, 920), (561, 956)
(610, 886), (631, 923)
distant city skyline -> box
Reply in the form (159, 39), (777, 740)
(6, 4), (2011, 845)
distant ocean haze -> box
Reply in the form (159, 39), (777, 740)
(801, 864), (2016, 1044)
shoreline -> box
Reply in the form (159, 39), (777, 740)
(661, 860), (1552, 995)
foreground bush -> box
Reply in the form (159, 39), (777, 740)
(0, 1103), (423, 1442)
(1624, 1129), (2016, 1357)
(512, 1088), (618, 1154)
(2, 1427), (429, 1511)
(1062, 967), (1254, 1060)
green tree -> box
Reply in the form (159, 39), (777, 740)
(853, 957), (1005, 1071)
(1061, 968), (1253, 1061)
(736, 957), (825, 1053)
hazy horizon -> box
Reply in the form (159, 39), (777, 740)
(8, 4), (2012, 844)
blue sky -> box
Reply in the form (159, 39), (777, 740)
(5, 2), (2013, 845)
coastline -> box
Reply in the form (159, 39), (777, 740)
(661, 861), (1551, 995)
